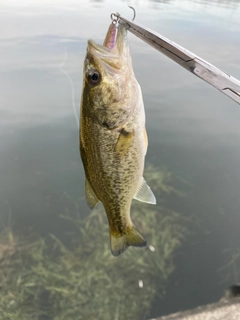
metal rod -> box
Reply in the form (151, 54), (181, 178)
(118, 15), (240, 105)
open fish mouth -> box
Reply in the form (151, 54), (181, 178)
(86, 22), (129, 73)
(87, 22), (118, 55)
(87, 21), (127, 58)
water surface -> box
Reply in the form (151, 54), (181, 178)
(1, 0), (240, 318)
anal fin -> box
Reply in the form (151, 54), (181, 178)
(134, 177), (156, 205)
(85, 178), (99, 209)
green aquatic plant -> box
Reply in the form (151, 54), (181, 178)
(218, 248), (240, 285)
(0, 165), (188, 320)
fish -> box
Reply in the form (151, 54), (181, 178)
(79, 21), (156, 257)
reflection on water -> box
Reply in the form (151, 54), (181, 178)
(198, 0), (240, 6)
(1, 0), (240, 318)
(149, 0), (173, 4)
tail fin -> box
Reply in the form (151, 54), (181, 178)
(110, 226), (147, 257)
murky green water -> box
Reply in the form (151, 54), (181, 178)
(1, 0), (240, 318)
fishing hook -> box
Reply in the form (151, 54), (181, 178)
(110, 12), (120, 24)
(110, 7), (136, 25)
(128, 6), (136, 21)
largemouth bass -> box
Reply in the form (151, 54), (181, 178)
(80, 21), (156, 257)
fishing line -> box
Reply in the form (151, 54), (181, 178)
(59, 47), (79, 129)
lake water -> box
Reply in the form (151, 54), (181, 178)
(1, 0), (240, 319)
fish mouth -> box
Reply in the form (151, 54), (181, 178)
(87, 22), (128, 59)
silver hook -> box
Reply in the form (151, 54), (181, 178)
(128, 6), (136, 21)
(110, 12), (120, 25)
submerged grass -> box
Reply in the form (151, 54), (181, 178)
(0, 164), (189, 320)
(218, 248), (240, 285)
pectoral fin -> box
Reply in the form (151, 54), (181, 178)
(85, 178), (99, 209)
(114, 129), (134, 156)
(134, 177), (156, 204)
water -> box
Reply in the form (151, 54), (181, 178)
(1, 0), (240, 318)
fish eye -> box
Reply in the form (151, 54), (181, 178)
(87, 69), (100, 86)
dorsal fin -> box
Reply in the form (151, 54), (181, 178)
(134, 177), (156, 204)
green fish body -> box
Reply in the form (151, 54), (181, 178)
(80, 22), (156, 256)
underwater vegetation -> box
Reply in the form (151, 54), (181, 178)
(218, 248), (240, 285)
(0, 164), (189, 320)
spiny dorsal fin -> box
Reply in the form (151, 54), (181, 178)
(110, 225), (147, 257)
(134, 177), (156, 205)
(85, 178), (99, 209)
